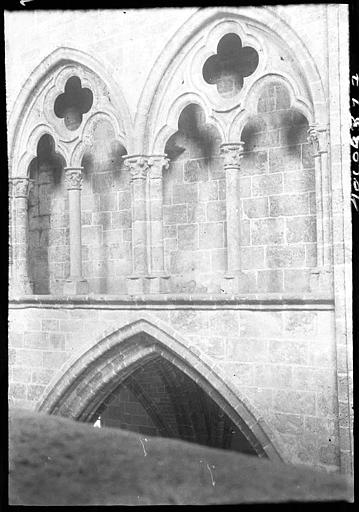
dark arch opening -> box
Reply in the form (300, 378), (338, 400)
(28, 134), (66, 294)
(91, 354), (257, 456)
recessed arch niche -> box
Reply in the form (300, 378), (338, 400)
(80, 118), (129, 294)
(239, 81), (316, 293)
(28, 134), (68, 294)
(38, 318), (283, 460)
(163, 103), (225, 293)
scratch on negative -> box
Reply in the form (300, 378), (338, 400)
(206, 463), (216, 487)
(139, 437), (148, 456)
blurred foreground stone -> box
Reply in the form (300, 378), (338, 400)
(9, 408), (353, 505)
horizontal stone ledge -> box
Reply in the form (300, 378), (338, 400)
(9, 293), (334, 310)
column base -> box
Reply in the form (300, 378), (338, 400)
(63, 278), (89, 295)
(221, 272), (256, 294)
(309, 267), (333, 294)
(126, 275), (171, 294)
(221, 275), (239, 294)
(144, 274), (171, 294)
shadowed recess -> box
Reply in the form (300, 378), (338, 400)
(91, 355), (257, 455)
(28, 134), (67, 294)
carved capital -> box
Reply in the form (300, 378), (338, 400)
(123, 155), (149, 181)
(64, 167), (83, 190)
(148, 155), (170, 179)
(307, 125), (328, 156)
(11, 177), (33, 198)
(220, 142), (245, 170)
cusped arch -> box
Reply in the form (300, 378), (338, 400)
(153, 92), (225, 154)
(17, 124), (67, 178)
(8, 47), (133, 177)
(228, 73), (313, 140)
(38, 314), (283, 462)
(136, 6), (326, 154)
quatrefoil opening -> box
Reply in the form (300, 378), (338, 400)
(202, 33), (259, 98)
(54, 76), (93, 131)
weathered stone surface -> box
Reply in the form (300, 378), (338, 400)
(268, 146), (301, 173)
(269, 339), (307, 365)
(206, 201), (226, 222)
(269, 194), (309, 217)
(252, 173), (283, 197)
(184, 159), (209, 182)
(273, 390), (316, 415)
(266, 246), (305, 268)
(199, 223), (224, 249)
(252, 218), (284, 245)
(240, 151), (268, 175)
(257, 269), (283, 292)
(286, 216), (316, 243)
(240, 247), (265, 269)
(177, 224), (199, 250)
(173, 184), (198, 204)
(242, 198), (269, 218)
(227, 337), (268, 362)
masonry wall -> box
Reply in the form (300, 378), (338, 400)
(8, 303), (338, 472)
(80, 120), (130, 293)
(239, 82), (316, 293)
(28, 154), (69, 294)
(164, 105), (225, 293)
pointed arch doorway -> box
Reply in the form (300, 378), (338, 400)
(39, 318), (283, 460)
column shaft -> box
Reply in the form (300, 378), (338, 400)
(10, 177), (33, 295)
(64, 167), (88, 294)
(125, 156), (149, 275)
(220, 143), (244, 275)
(148, 156), (169, 274)
(68, 187), (82, 278)
(307, 126), (332, 292)
(123, 156), (149, 294)
(226, 166), (242, 273)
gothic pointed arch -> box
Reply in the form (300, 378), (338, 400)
(38, 315), (283, 462)
(136, 6), (326, 154)
(8, 46), (133, 177)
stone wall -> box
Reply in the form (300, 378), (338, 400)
(164, 105), (225, 293)
(80, 121), (130, 293)
(239, 83), (316, 293)
(8, 300), (338, 472)
(28, 138), (69, 294)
